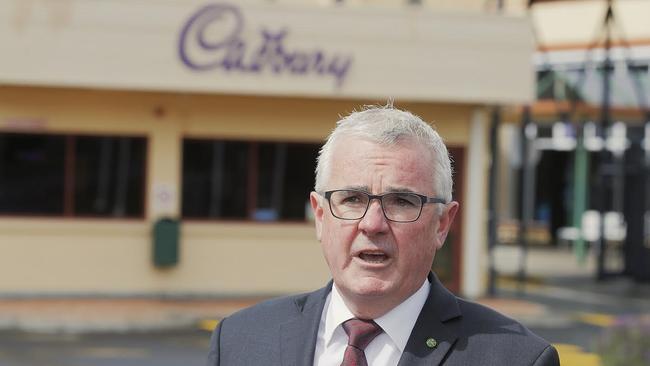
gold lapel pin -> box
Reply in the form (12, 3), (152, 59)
(426, 338), (438, 349)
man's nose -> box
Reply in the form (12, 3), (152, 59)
(358, 199), (389, 234)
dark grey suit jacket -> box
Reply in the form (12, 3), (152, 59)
(207, 274), (560, 366)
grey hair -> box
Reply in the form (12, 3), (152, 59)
(315, 104), (453, 203)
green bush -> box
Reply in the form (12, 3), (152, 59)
(595, 315), (650, 366)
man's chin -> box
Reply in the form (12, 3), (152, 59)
(348, 277), (394, 298)
(336, 278), (400, 318)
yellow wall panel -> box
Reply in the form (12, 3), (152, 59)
(0, 86), (473, 296)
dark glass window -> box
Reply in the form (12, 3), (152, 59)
(256, 143), (286, 221)
(74, 136), (146, 217)
(182, 139), (319, 221)
(282, 144), (320, 219)
(0, 132), (146, 217)
(0, 133), (65, 214)
(182, 140), (249, 219)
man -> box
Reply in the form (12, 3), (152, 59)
(207, 106), (560, 366)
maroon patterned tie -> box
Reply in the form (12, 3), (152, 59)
(340, 318), (383, 366)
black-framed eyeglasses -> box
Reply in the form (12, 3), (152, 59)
(318, 189), (447, 223)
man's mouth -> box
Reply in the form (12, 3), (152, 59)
(357, 251), (389, 264)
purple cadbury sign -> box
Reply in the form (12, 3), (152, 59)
(178, 3), (354, 87)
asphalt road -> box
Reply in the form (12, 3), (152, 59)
(0, 330), (210, 366)
(1, 276), (648, 366)
(0, 324), (605, 366)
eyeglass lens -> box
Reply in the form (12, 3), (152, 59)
(329, 190), (422, 222)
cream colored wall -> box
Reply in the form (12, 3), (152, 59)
(532, 0), (650, 47)
(0, 218), (326, 295)
(181, 95), (472, 145)
(281, 0), (525, 14)
(0, 1), (535, 105)
(0, 86), (472, 296)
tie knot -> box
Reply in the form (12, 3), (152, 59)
(342, 318), (382, 350)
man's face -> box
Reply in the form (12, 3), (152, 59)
(310, 137), (458, 316)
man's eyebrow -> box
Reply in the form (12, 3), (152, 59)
(341, 185), (370, 192)
(339, 186), (418, 194)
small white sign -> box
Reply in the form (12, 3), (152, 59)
(152, 183), (177, 217)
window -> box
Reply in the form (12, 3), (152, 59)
(74, 136), (147, 217)
(0, 133), (65, 214)
(0, 132), (147, 217)
(182, 139), (319, 221)
(182, 140), (249, 219)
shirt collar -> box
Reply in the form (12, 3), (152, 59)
(323, 279), (430, 352)
(322, 284), (355, 346)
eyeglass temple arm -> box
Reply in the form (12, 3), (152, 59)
(426, 197), (447, 204)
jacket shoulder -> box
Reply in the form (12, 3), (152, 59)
(224, 293), (308, 327)
(452, 298), (559, 365)
(206, 288), (328, 366)
(220, 284), (328, 331)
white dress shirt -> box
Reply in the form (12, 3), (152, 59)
(313, 280), (430, 366)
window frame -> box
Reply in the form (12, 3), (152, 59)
(0, 131), (148, 220)
(181, 137), (320, 224)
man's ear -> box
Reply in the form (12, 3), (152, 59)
(435, 201), (459, 249)
(310, 192), (324, 241)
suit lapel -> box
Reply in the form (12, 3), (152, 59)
(397, 273), (462, 366)
(280, 282), (332, 366)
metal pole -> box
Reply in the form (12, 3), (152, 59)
(645, 116), (650, 252)
(517, 106), (533, 295)
(572, 124), (589, 263)
(596, 0), (614, 281)
(487, 106), (501, 296)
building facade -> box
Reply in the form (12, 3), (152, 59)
(0, 0), (535, 298)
